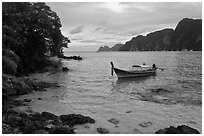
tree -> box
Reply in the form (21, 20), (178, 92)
(2, 2), (70, 74)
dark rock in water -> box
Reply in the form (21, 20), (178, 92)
(59, 55), (82, 60)
(62, 67), (69, 71)
(97, 127), (110, 134)
(49, 126), (75, 134)
(36, 82), (60, 90)
(23, 99), (32, 102)
(41, 112), (59, 120)
(60, 114), (95, 127)
(155, 125), (200, 134)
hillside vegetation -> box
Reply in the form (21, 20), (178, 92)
(2, 2), (70, 75)
(98, 18), (202, 52)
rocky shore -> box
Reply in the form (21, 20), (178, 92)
(2, 73), (201, 134)
(3, 109), (95, 134)
(2, 73), (95, 134)
(59, 55), (82, 60)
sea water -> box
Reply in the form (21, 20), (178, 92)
(16, 51), (202, 133)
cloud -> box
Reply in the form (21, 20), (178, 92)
(47, 2), (202, 51)
(94, 27), (103, 31)
(70, 26), (84, 34)
(80, 39), (105, 44)
(100, 2), (128, 13)
(70, 38), (83, 41)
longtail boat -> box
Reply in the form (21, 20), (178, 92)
(110, 62), (162, 78)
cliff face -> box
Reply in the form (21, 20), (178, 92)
(98, 18), (202, 51)
(119, 18), (202, 51)
(175, 18), (202, 51)
(119, 29), (178, 51)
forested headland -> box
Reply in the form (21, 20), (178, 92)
(3, 2), (70, 75)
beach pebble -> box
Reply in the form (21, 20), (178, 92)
(108, 118), (119, 125)
(126, 110), (132, 113)
(49, 126), (75, 134)
(189, 121), (196, 124)
(84, 125), (90, 128)
(62, 67), (69, 71)
(138, 121), (152, 127)
(97, 127), (109, 134)
(133, 128), (142, 133)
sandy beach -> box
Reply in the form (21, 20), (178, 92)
(12, 72), (202, 134)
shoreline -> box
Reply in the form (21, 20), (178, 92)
(3, 69), (201, 134)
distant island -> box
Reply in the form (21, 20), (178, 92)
(97, 18), (202, 52)
(98, 43), (124, 52)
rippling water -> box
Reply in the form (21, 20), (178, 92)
(20, 51), (202, 133)
(59, 51), (201, 106)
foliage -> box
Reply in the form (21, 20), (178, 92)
(2, 2), (70, 74)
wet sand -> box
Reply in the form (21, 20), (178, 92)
(13, 85), (202, 134)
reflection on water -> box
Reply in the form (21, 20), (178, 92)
(116, 76), (153, 85)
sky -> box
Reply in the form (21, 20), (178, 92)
(46, 2), (202, 51)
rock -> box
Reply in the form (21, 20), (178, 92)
(2, 93), (9, 101)
(155, 125), (200, 134)
(59, 55), (82, 60)
(97, 127), (109, 134)
(151, 88), (171, 94)
(3, 88), (17, 95)
(49, 126), (75, 134)
(126, 110), (132, 113)
(41, 112), (59, 120)
(62, 67), (69, 71)
(33, 129), (49, 134)
(30, 112), (46, 122)
(133, 128), (142, 133)
(138, 121), (152, 127)
(50, 119), (63, 126)
(2, 123), (22, 134)
(36, 82), (60, 90)
(60, 114), (95, 127)
(23, 99), (32, 102)
(21, 118), (36, 133)
(38, 98), (42, 100)
(108, 118), (119, 125)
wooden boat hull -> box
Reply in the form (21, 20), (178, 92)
(113, 67), (156, 78)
